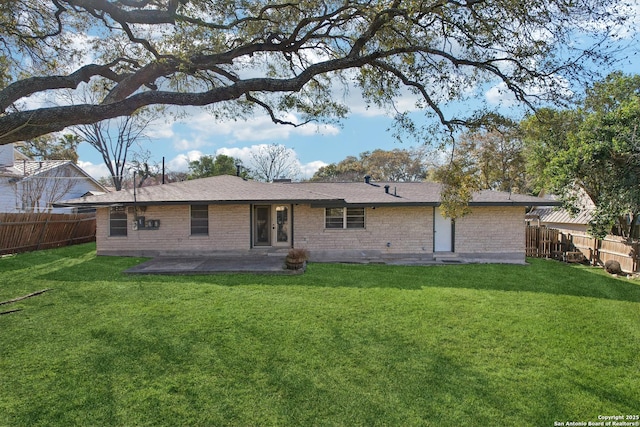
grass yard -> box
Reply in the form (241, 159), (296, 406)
(1, 243), (639, 426)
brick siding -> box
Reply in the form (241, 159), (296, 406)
(97, 204), (250, 256)
(294, 205), (433, 254)
(95, 203), (526, 261)
(454, 206), (525, 261)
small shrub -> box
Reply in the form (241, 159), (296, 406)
(285, 248), (309, 270)
(286, 248), (309, 261)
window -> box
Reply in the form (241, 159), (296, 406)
(191, 205), (209, 235)
(325, 207), (345, 229)
(109, 207), (127, 236)
(325, 207), (365, 229)
(346, 207), (365, 228)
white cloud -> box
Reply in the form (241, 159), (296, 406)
(582, 0), (640, 39)
(169, 109), (340, 148)
(146, 118), (176, 140)
(77, 160), (111, 181)
(485, 82), (517, 107)
(215, 146), (256, 164)
(297, 123), (341, 137)
(300, 160), (328, 179)
(485, 76), (572, 107)
(613, 0), (640, 39)
(166, 150), (204, 172)
(173, 135), (213, 151)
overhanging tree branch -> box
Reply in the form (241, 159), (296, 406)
(0, 62), (127, 113)
(0, 0), (626, 145)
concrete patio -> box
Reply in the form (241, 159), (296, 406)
(123, 250), (470, 275)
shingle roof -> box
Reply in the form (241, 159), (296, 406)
(59, 175), (557, 207)
(527, 206), (593, 225)
(1, 161), (108, 197)
(526, 188), (595, 225)
(1, 160), (76, 178)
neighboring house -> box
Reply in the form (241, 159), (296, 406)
(60, 175), (558, 264)
(526, 189), (595, 234)
(0, 143), (108, 213)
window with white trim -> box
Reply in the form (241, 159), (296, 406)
(325, 207), (365, 229)
(109, 206), (128, 236)
(190, 205), (209, 235)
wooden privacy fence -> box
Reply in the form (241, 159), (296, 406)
(526, 225), (640, 273)
(0, 213), (96, 256)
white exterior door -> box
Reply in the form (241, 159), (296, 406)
(434, 207), (453, 252)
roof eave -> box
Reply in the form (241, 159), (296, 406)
(59, 200), (557, 208)
(468, 201), (563, 207)
(58, 198), (344, 207)
(310, 201), (440, 208)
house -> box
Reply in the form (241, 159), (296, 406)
(526, 206), (593, 234)
(526, 188), (595, 234)
(0, 143), (108, 213)
(59, 174), (558, 264)
(526, 189), (640, 239)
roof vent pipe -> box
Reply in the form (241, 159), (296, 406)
(236, 164), (241, 177)
(384, 185), (390, 194)
(364, 175), (371, 184)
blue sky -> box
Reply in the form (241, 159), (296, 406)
(75, 84), (455, 180)
(73, 4), (640, 182)
(74, 84), (539, 180)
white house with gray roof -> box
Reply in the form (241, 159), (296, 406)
(60, 174), (558, 264)
(0, 143), (107, 213)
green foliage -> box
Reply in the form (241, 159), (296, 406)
(18, 134), (80, 162)
(435, 127), (528, 194)
(430, 117), (529, 219)
(521, 73), (640, 239)
(433, 159), (480, 219)
(520, 108), (582, 194)
(188, 154), (244, 179)
(309, 148), (428, 182)
(0, 0), (628, 143)
(1, 244), (639, 426)
(584, 71), (640, 113)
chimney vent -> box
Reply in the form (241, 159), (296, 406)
(364, 175), (371, 184)
(384, 185), (390, 194)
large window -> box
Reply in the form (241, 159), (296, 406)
(190, 205), (209, 235)
(325, 207), (365, 229)
(109, 207), (127, 236)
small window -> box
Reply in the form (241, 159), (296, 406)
(325, 207), (365, 229)
(191, 205), (209, 235)
(346, 207), (365, 229)
(325, 207), (344, 229)
(109, 207), (127, 236)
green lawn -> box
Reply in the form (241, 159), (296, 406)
(1, 243), (639, 426)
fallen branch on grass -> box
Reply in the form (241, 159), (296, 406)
(0, 308), (23, 315)
(0, 288), (53, 306)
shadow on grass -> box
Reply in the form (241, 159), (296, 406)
(27, 243), (640, 304)
(298, 260), (640, 304)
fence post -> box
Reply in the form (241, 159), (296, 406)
(69, 216), (81, 245)
(35, 215), (50, 251)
